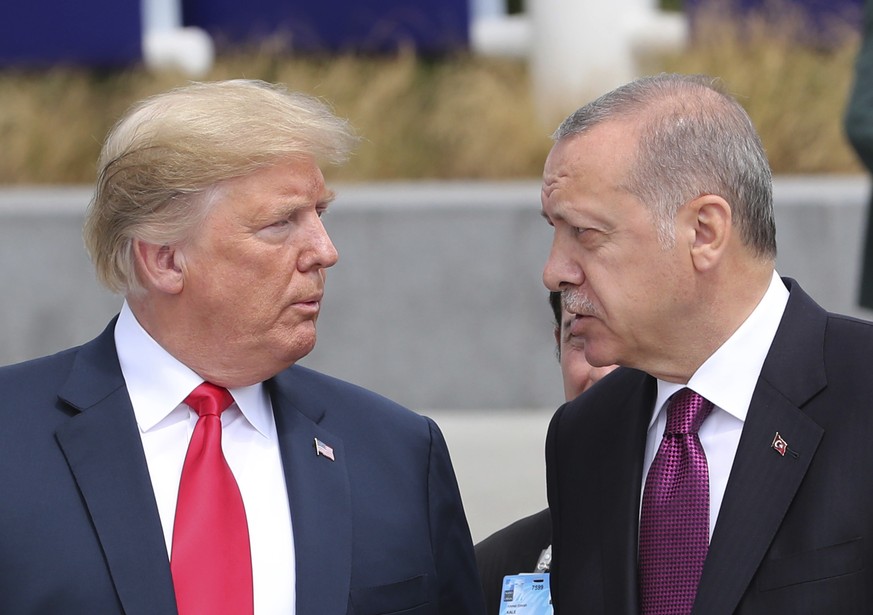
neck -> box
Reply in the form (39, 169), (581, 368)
(126, 295), (279, 388)
(647, 262), (775, 383)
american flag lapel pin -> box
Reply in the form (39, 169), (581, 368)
(771, 432), (788, 456)
(314, 437), (335, 461)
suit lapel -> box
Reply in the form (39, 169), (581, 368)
(558, 370), (652, 614)
(693, 280), (828, 615)
(597, 373), (654, 615)
(269, 375), (352, 615)
(56, 323), (178, 615)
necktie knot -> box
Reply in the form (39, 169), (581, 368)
(665, 388), (712, 436)
(185, 382), (234, 418)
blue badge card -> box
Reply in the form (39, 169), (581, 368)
(498, 573), (553, 615)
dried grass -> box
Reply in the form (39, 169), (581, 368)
(656, 3), (864, 174)
(0, 7), (865, 183)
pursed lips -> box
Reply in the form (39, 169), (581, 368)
(568, 312), (593, 337)
(291, 292), (323, 311)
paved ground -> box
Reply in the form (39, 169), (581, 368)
(428, 407), (553, 543)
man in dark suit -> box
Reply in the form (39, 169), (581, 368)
(541, 72), (873, 614)
(0, 79), (485, 615)
(475, 291), (616, 615)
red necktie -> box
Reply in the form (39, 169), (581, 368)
(170, 382), (254, 615)
(639, 388), (713, 615)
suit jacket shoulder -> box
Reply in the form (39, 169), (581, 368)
(0, 320), (176, 615)
(268, 363), (488, 615)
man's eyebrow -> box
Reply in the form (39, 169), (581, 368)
(541, 208), (565, 224)
(319, 190), (337, 206)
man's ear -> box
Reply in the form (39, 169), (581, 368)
(683, 194), (732, 272)
(133, 239), (185, 294)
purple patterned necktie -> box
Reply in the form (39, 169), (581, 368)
(639, 388), (713, 615)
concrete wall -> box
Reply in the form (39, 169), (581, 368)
(0, 181), (567, 411)
(2, 177), (872, 541)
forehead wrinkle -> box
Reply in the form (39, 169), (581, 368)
(542, 168), (571, 196)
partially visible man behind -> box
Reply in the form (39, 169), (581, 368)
(542, 73), (873, 614)
(550, 290), (618, 402)
(475, 291), (617, 615)
(0, 79), (484, 615)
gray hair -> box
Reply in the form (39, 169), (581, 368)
(553, 73), (775, 258)
(84, 79), (358, 295)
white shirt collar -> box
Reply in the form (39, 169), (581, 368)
(114, 301), (273, 437)
(653, 271), (790, 422)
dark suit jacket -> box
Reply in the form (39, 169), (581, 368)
(546, 278), (873, 614)
(475, 508), (551, 615)
(0, 319), (486, 615)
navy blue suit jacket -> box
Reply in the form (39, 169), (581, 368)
(546, 279), (873, 614)
(0, 319), (485, 615)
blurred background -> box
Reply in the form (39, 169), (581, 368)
(1, 0), (870, 540)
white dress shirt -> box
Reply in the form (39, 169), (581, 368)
(115, 302), (296, 614)
(642, 271), (790, 538)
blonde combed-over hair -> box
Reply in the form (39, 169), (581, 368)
(83, 79), (357, 296)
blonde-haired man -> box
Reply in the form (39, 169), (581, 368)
(0, 80), (484, 615)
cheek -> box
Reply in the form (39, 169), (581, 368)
(231, 246), (298, 288)
(597, 254), (673, 318)
(563, 350), (594, 379)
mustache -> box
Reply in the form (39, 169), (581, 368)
(562, 290), (599, 317)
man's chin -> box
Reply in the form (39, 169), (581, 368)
(282, 331), (318, 364)
(584, 346), (617, 370)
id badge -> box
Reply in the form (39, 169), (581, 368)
(498, 573), (553, 615)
